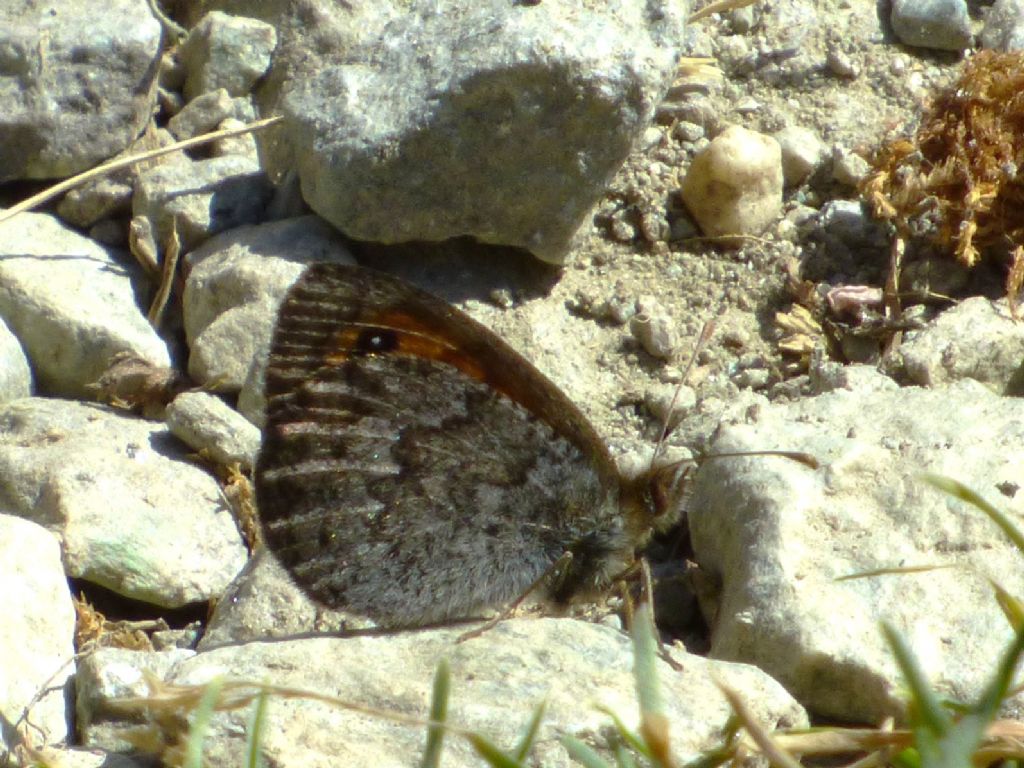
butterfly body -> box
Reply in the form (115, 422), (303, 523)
(256, 264), (655, 627)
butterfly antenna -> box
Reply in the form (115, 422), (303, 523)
(649, 318), (717, 474)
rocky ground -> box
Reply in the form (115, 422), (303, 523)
(2, 0), (1024, 766)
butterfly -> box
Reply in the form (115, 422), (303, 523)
(255, 263), (678, 627)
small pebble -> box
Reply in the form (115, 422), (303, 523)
(890, 0), (971, 51)
(774, 125), (826, 187)
(729, 4), (757, 32)
(609, 212), (637, 242)
(680, 125), (784, 240)
(826, 49), (860, 79)
(672, 121), (705, 143)
(644, 384), (697, 430)
(166, 391), (262, 469)
(831, 146), (871, 187)
(630, 297), (678, 360)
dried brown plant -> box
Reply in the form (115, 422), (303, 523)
(863, 51), (1024, 267)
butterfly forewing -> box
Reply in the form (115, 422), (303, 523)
(255, 264), (630, 627)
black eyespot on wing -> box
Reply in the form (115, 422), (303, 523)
(355, 328), (399, 355)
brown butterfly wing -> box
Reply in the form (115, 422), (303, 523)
(255, 263), (631, 627)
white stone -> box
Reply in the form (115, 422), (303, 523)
(0, 515), (75, 750)
(899, 297), (1024, 394)
(689, 380), (1024, 722)
(0, 213), (170, 398)
(0, 398), (247, 607)
(166, 391), (261, 468)
(183, 216), (356, 393)
(774, 125), (826, 186)
(160, 620), (806, 767)
(680, 126), (783, 240)
(0, 318), (32, 402)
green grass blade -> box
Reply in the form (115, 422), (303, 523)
(420, 659), (450, 768)
(632, 602), (671, 767)
(467, 733), (528, 768)
(512, 700), (546, 761)
(244, 687), (269, 768)
(880, 622), (951, 737)
(612, 740), (639, 768)
(184, 677), (225, 768)
(990, 578), (1024, 632)
(561, 735), (614, 768)
(962, 625), (1024, 733)
(920, 474), (1024, 554)
(596, 705), (652, 759)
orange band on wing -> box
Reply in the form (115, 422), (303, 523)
(324, 310), (489, 384)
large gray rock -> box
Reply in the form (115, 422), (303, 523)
(0, 213), (170, 398)
(129, 620), (804, 767)
(0, 515), (76, 752)
(182, 216), (355, 393)
(0, 398), (247, 608)
(689, 380), (1024, 722)
(267, 0), (689, 263)
(0, 0), (161, 181)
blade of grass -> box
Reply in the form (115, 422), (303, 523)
(512, 700), (546, 761)
(716, 681), (802, 768)
(881, 621), (952, 737)
(183, 677), (224, 768)
(420, 659), (450, 768)
(596, 706), (653, 760)
(920, 474), (1024, 554)
(632, 602), (671, 767)
(990, 579), (1024, 632)
(467, 733), (528, 768)
(244, 687), (269, 768)
(561, 735), (614, 768)
(0, 116), (283, 225)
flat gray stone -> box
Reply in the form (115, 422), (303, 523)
(133, 154), (274, 255)
(0, 213), (170, 398)
(689, 381), (1024, 722)
(0, 398), (247, 608)
(161, 620), (804, 767)
(182, 216), (355, 393)
(890, 0), (972, 51)
(0, 0), (161, 181)
(0, 515), (76, 752)
(166, 89), (239, 140)
(270, 0), (689, 262)
(0, 318), (32, 403)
